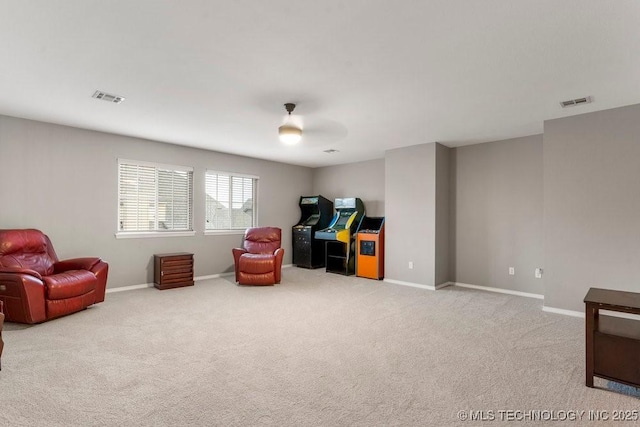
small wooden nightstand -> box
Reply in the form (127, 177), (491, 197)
(584, 287), (640, 389)
(154, 253), (194, 290)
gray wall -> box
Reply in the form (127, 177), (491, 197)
(543, 104), (640, 312)
(435, 143), (451, 286)
(451, 135), (544, 295)
(5, 102), (639, 312)
(312, 159), (385, 216)
(385, 143), (437, 286)
(0, 115), (313, 288)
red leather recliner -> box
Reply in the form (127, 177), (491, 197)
(232, 227), (284, 286)
(0, 229), (109, 324)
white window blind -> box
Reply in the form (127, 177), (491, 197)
(205, 171), (257, 230)
(118, 160), (193, 233)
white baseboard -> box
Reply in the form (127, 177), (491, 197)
(383, 279), (453, 291)
(453, 282), (544, 300)
(437, 281), (454, 289)
(197, 264), (291, 282)
(195, 272), (234, 281)
(383, 279), (436, 291)
(106, 283), (153, 293)
(106, 267), (293, 292)
(542, 306), (640, 320)
(601, 310), (640, 320)
(542, 305), (584, 318)
(107, 273), (233, 292)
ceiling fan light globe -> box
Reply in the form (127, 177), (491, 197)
(278, 124), (302, 145)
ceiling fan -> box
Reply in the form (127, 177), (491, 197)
(276, 102), (349, 148)
(278, 103), (302, 145)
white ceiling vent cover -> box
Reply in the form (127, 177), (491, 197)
(560, 96), (593, 108)
(92, 90), (125, 104)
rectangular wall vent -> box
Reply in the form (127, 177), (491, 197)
(560, 96), (592, 108)
(93, 90), (125, 104)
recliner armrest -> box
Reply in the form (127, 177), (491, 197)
(0, 271), (47, 323)
(54, 257), (101, 273)
(0, 267), (43, 281)
(274, 248), (284, 284)
(232, 248), (248, 282)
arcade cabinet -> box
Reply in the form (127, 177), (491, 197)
(356, 216), (385, 280)
(315, 197), (365, 275)
(292, 195), (333, 268)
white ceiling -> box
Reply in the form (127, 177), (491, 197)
(1, 1), (639, 167)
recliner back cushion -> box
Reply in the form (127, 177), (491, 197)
(0, 229), (55, 276)
(243, 227), (282, 254)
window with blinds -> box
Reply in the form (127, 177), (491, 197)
(205, 171), (257, 230)
(118, 160), (194, 234)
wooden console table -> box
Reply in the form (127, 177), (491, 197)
(154, 253), (194, 290)
(584, 287), (640, 388)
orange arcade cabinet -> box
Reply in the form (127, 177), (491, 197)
(356, 216), (385, 280)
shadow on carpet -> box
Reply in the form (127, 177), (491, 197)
(608, 381), (640, 398)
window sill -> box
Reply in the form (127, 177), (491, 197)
(115, 231), (196, 239)
(203, 230), (246, 236)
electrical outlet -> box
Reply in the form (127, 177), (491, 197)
(508, 267), (515, 275)
(408, 261), (414, 269)
(535, 268), (543, 279)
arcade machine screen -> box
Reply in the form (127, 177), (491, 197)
(334, 212), (352, 228)
(302, 214), (320, 226)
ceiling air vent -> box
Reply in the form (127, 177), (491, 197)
(92, 90), (125, 104)
(560, 96), (592, 108)
(323, 149), (339, 154)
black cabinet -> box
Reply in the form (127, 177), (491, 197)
(293, 226), (326, 269)
(292, 195), (333, 269)
(325, 241), (355, 276)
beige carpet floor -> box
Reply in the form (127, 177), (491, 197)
(0, 267), (637, 426)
